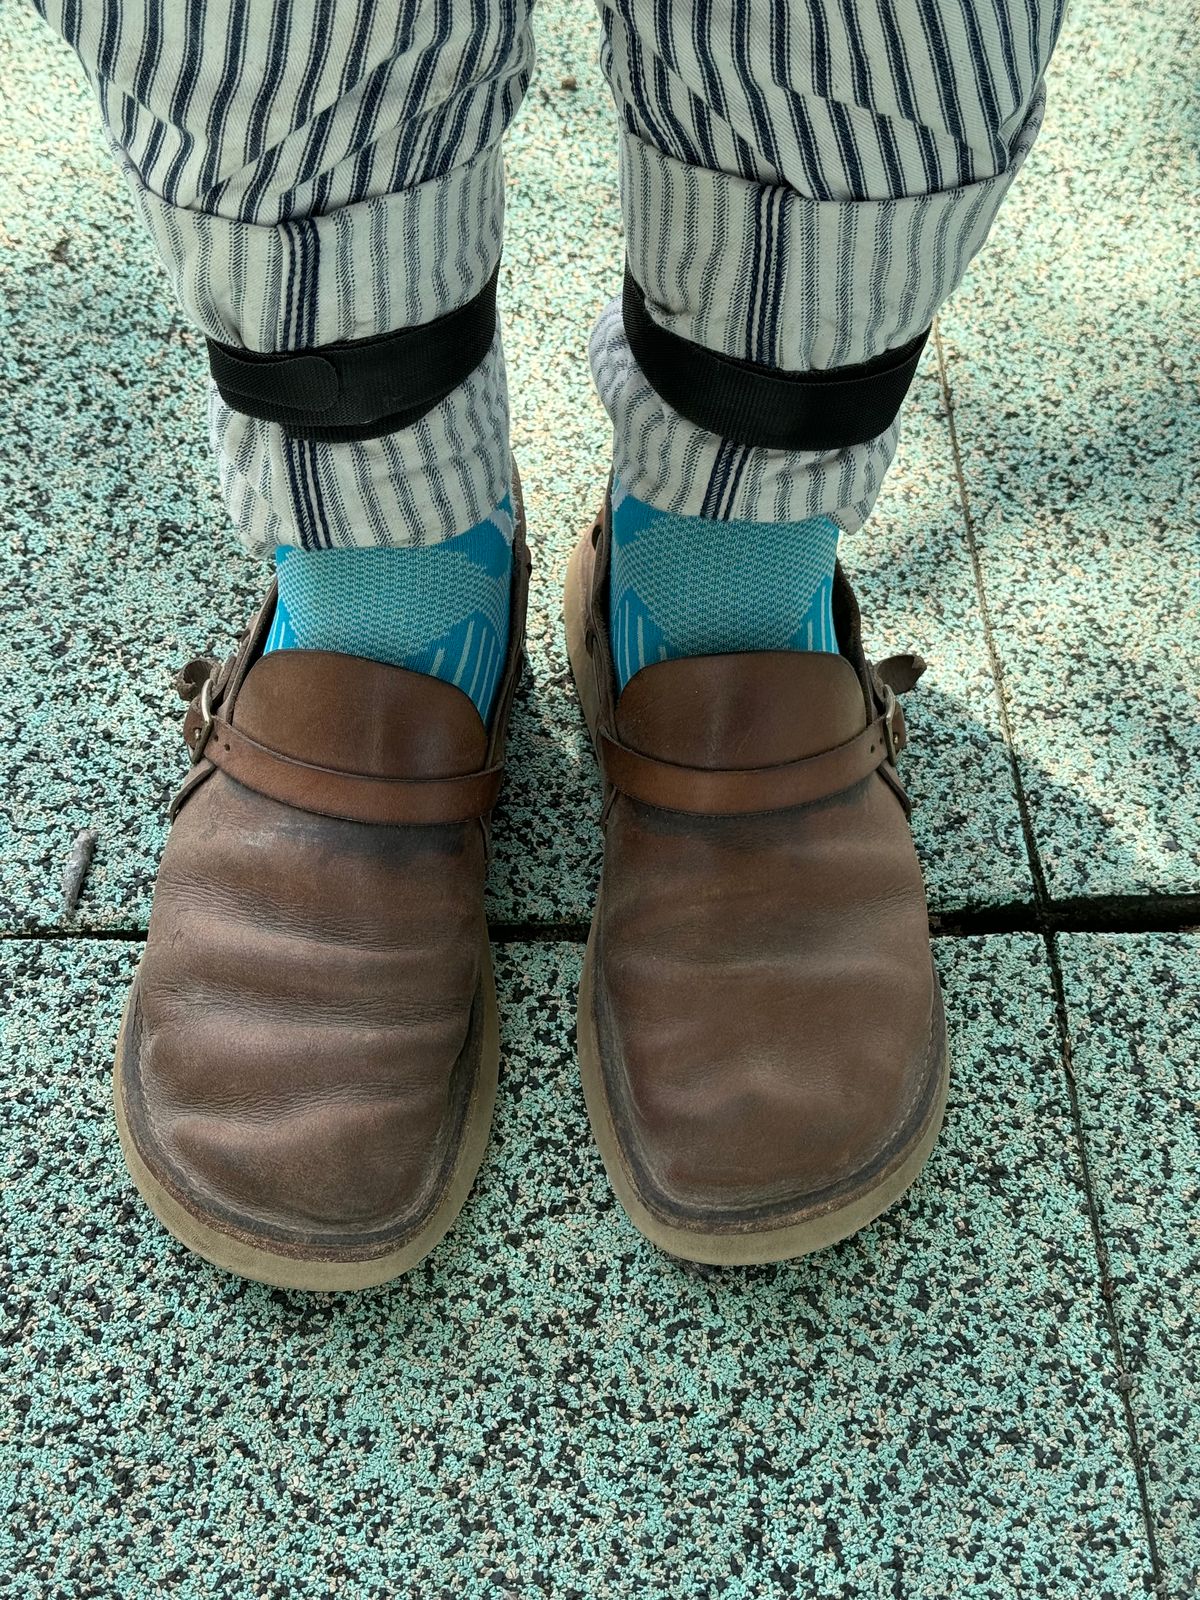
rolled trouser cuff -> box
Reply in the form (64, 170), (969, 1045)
(597, 91), (1045, 528)
(617, 90), (1045, 372)
(119, 148), (510, 555)
(122, 144), (505, 351)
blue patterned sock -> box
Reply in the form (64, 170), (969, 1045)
(265, 495), (513, 723)
(607, 481), (840, 691)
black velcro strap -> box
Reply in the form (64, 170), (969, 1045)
(623, 267), (929, 452)
(206, 267), (498, 442)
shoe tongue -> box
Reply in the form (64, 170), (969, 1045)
(614, 651), (869, 769)
(231, 649), (488, 779)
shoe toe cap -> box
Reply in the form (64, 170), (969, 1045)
(629, 1023), (940, 1219)
(122, 999), (482, 1245)
(598, 940), (943, 1224)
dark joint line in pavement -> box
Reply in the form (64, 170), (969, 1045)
(930, 894), (1200, 939)
(3, 894), (1198, 947)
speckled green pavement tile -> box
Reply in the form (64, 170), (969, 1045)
(1058, 933), (1200, 1598)
(0, 0), (1032, 934)
(0, 3), (262, 934)
(2, 933), (1155, 1598)
(937, 0), (1200, 901)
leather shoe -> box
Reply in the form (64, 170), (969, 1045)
(114, 498), (531, 1289)
(564, 495), (947, 1264)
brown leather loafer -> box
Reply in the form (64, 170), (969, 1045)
(114, 507), (530, 1290)
(565, 498), (948, 1265)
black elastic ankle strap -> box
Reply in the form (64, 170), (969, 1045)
(622, 267), (928, 452)
(206, 267), (498, 442)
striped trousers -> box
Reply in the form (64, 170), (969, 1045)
(34, 0), (1064, 558)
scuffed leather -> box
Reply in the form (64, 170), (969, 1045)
(129, 758), (487, 1243)
(578, 509), (943, 1225)
(121, 517), (530, 1254)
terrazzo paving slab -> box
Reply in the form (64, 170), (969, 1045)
(937, 0), (1200, 901)
(0, 4), (262, 934)
(2, 933), (1156, 1597)
(1059, 932), (1200, 1598)
(0, 1), (1031, 934)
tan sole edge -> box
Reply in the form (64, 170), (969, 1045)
(112, 942), (500, 1292)
(565, 529), (949, 1265)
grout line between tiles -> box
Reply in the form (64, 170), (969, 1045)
(3, 892), (1200, 948)
(930, 318), (1051, 912)
(931, 894), (1200, 937)
(489, 907), (1190, 940)
(1043, 926), (1168, 1595)
(934, 320), (1167, 1593)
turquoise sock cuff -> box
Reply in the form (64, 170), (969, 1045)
(267, 496), (513, 722)
(608, 482), (839, 691)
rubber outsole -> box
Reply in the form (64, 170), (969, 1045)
(564, 531), (950, 1265)
(112, 942), (500, 1292)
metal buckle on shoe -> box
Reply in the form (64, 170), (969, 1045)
(188, 676), (215, 765)
(882, 683), (899, 765)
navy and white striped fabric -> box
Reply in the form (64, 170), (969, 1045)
(35, 0), (1064, 554)
(592, 0), (1064, 528)
(34, 0), (534, 557)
